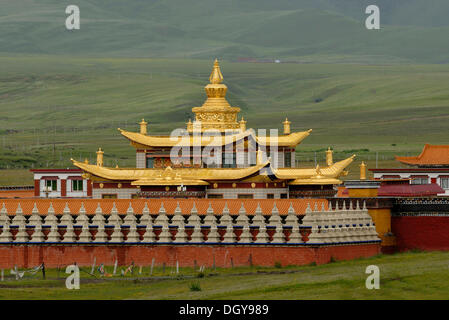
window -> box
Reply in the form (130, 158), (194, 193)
(72, 180), (83, 191)
(238, 194), (253, 199)
(131, 194), (139, 199)
(102, 194), (117, 199)
(280, 193), (288, 199)
(284, 152), (292, 167)
(45, 180), (57, 191)
(146, 157), (154, 168)
(411, 176), (428, 185)
(382, 175), (401, 179)
(267, 193), (274, 199)
(208, 194), (223, 199)
(441, 178), (449, 189)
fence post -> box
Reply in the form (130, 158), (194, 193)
(150, 258), (155, 275)
(113, 259), (118, 275)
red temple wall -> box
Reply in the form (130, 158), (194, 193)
(0, 244), (380, 269)
(392, 216), (449, 251)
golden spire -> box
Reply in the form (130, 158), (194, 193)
(190, 59), (240, 132)
(326, 147), (333, 166)
(283, 118), (291, 135)
(139, 118), (147, 135)
(209, 59), (224, 84)
(360, 161), (367, 180)
(96, 148), (104, 167)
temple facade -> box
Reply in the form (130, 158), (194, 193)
(73, 60), (355, 199)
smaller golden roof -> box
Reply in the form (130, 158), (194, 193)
(273, 155), (356, 180)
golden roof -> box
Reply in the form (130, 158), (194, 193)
(119, 128), (311, 148)
(71, 157), (270, 185)
(71, 154), (355, 186)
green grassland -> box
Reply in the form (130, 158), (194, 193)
(1, 251), (448, 299)
(0, 56), (448, 179)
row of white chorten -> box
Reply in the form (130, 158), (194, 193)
(0, 201), (380, 244)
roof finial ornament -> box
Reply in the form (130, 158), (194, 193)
(209, 58), (224, 84)
(360, 161), (367, 180)
(96, 148), (104, 167)
(239, 117), (247, 131)
(326, 147), (333, 166)
(283, 118), (291, 135)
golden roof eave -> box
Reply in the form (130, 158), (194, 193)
(288, 178), (342, 185)
(131, 179), (209, 186)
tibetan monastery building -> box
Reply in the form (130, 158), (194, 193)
(72, 60), (355, 199)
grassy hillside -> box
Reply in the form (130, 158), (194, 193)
(0, 1), (448, 63)
(1, 251), (448, 299)
(0, 56), (448, 175)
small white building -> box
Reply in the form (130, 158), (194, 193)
(30, 169), (90, 198)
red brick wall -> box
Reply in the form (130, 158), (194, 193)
(0, 244), (380, 269)
(392, 216), (449, 251)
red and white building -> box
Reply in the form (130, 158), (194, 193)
(370, 144), (449, 196)
(30, 169), (91, 198)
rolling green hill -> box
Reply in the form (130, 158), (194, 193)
(0, 0), (448, 63)
(0, 56), (448, 173)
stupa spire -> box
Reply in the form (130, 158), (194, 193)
(190, 59), (241, 132)
(209, 59), (224, 84)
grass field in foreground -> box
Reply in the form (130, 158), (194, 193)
(0, 251), (448, 300)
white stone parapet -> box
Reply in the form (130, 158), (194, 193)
(0, 200), (381, 245)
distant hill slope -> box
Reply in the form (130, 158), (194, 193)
(0, 0), (448, 63)
(0, 56), (448, 170)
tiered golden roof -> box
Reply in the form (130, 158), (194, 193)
(119, 59), (312, 149)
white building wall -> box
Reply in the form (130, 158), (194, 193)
(206, 188), (288, 199)
(92, 188), (140, 199)
(34, 173), (87, 198)
(136, 152), (146, 168)
(373, 171), (449, 196)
